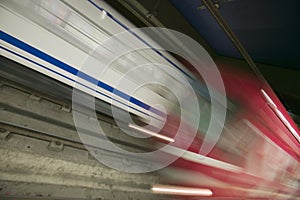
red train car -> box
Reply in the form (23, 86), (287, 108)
(152, 60), (300, 199)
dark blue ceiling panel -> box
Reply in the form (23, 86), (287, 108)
(170, 0), (300, 70)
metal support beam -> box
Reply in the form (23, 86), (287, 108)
(201, 0), (266, 83)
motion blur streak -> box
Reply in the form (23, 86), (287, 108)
(261, 89), (300, 142)
(162, 145), (243, 172)
(128, 123), (175, 143)
(261, 89), (277, 109)
(151, 185), (213, 196)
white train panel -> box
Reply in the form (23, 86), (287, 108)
(0, 0), (201, 128)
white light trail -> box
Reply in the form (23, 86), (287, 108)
(261, 89), (300, 143)
(261, 89), (277, 109)
(152, 185), (213, 196)
(128, 123), (175, 143)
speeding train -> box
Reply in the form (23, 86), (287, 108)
(157, 63), (300, 199)
(1, 0), (299, 199)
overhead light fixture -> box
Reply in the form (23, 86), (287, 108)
(152, 185), (213, 196)
(261, 89), (300, 143)
(128, 123), (175, 143)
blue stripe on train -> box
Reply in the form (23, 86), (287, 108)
(0, 30), (165, 117)
(0, 45), (158, 119)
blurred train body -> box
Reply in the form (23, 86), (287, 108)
(159, 66), (300, 198)
(0, 0), (299, 199)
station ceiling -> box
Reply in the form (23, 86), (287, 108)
(170, 0), (300, 69)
